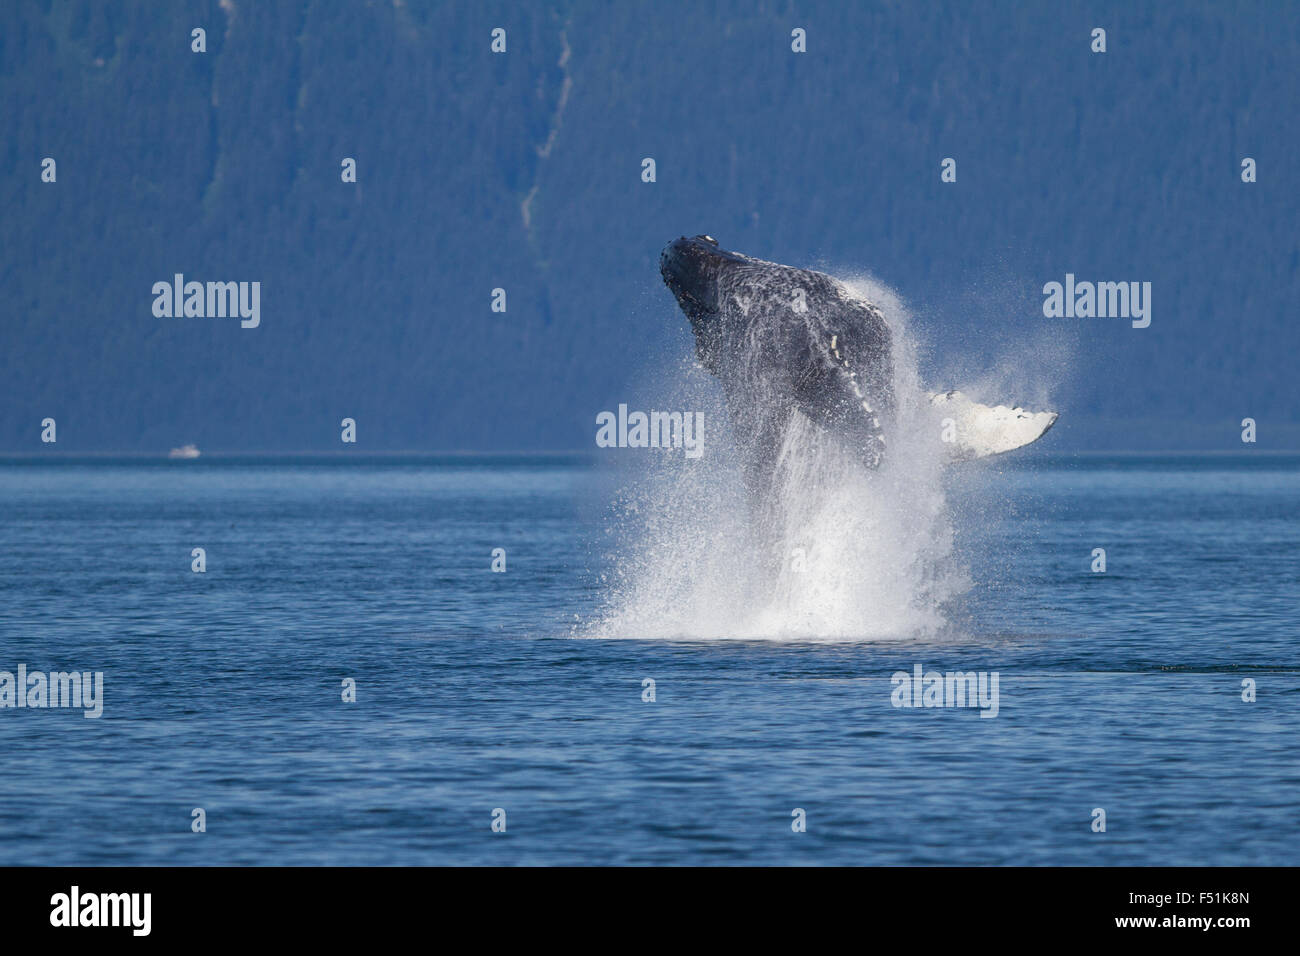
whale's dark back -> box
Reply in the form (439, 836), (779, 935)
(660, 236), (895, 476)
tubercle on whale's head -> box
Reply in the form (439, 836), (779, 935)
(660, 235), (750, 326)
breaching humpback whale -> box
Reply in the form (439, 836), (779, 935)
(660, 235), (1056, 484)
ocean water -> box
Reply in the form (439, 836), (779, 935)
(0, 454), (1296, 865)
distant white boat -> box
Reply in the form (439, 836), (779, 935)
(168, 444), (201, 459)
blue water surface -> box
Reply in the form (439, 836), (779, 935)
(0, 454), (1295, 865)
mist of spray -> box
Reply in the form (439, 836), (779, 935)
(587, 276), (972, 642)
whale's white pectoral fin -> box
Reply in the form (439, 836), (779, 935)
(929, 390), (1058, 462)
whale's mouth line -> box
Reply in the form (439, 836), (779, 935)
(662, 273), (709, 317)
(660, 235), (757, 327)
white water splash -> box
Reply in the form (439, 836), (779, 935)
(588, 276), (971, 642)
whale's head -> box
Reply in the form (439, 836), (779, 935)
(660, 235), (752, 326)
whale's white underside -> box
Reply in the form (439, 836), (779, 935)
(927, 390), (1058, 462)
